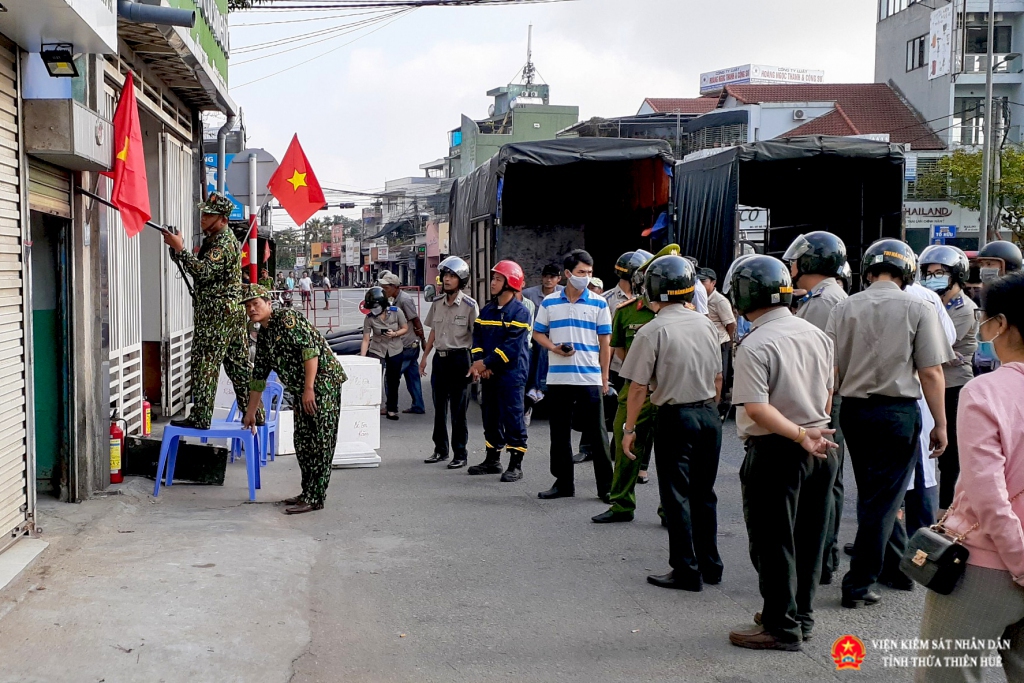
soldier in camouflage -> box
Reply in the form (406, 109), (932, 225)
(162, 192), (263, 429)
(240, 285), (347, 514)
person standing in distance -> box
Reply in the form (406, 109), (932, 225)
(533, 249), (614, 501)
(378, 271), (427, 415)
(620, 255), (724, 591)
(241, 285), (347, 514)
(420, 257), (478, 468)
(468, 260), (532, 482)
(699, 268), (737, 420)
(827, 238), (953, 609)
(162, 192), (263, 429)
(783, 231), (848, 586)
(359, 286), (408, 421)
(723, 256), (837, 651)
(919, 245), (978, 511)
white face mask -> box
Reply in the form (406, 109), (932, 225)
(567, 274), (590, 291)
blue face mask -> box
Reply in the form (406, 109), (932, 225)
(923, 275), (950, 293)
(977, 318), (1002, 363)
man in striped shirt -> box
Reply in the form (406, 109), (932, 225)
(533, 249), (614, 501)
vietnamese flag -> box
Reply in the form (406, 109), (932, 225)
(101, 73), (151, 238)
(267, 134), (326, 227)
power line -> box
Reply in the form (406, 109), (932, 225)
(242, 0), (574, 8)
(231, 10), (404, 64)
(232, 9), (396, 53)
(232, 8), (386, 26)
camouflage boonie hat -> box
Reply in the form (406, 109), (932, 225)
(240, 284), (270, 303)
(199, 192), (235, 217)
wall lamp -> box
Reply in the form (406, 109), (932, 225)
(40, 44), (78, 78)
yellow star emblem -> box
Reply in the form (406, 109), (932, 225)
(842, 641), (855, 653)
(287, 170), (307, 191)
(116, 136), (129, 162)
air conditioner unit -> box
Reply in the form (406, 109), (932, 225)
(793, 109), (807, 121)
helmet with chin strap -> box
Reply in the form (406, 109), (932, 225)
(492, 260), (525, 292)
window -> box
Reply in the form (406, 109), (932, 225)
(907, 35), (927, 71)
(880, 0), (918, 21)
(966, 25), (1012, 54)
(953, 96), (1009, 145)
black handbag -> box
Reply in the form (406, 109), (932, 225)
(901, 489), (1024, 595)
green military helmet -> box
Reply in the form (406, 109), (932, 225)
(198, 191), (235, 217)
(644, 255), (697, 304)
(614, 249), (654, 283)
(783, 231), (847, 279)
(632, 244), (681, 300)
(240, 283), (270, 303)
(862, 238), (917, 289)
(723, 254), (794, 315)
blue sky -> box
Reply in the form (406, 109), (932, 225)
(227, 0), (877, 227)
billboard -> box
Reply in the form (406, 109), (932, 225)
(346, 238), (358, 266)
(929, 4), (953, 80)
(700, 64), (825, 93)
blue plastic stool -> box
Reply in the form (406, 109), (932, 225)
(209, 381), (285, 466)
(154, 425), (261, 501)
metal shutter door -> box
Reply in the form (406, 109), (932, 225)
(27, 158), (70, 219)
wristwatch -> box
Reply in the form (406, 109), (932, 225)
(623, 426), (636, 435)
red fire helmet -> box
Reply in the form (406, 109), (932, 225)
(492, 260), (525, 292)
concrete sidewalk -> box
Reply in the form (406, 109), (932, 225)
(0, 403), (987, 683)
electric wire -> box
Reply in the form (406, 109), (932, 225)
(231, 10), (404, 64)
(232, 9), (398, 54)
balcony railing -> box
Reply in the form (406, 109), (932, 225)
(962, 53), (1022, 74)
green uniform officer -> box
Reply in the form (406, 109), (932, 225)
(240, 285), (348, 514)
(162, 192), (263, 429)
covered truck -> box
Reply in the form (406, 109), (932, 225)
(449, 138), (675, 303)
(673, 135), (906, 291)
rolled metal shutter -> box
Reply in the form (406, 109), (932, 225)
(27, 158), (71, 219)
(0, 37), (30, 552)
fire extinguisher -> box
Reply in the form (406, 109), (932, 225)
(110, 410), (126, 484)
(142, 398), (151, 437)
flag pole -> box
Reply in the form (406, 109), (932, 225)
(76, 186), (171, 235)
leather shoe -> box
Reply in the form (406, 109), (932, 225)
(424, 452), (449, 464)
(646, 571), (703, 592)
(538, 486), (574, 499)
(753, 612), (811, 641)
(598, 492), (611, 504)
(284, 503), (319, 515)
(572, 451), (592, 464)
(592, 510), (634, 523)
(280, 495), (304, 505)
(842, 590), (882, 609)
(499, 467), (523, 482)
(702, 573), (722, 585)
(843, 542), (856, 556)
(447, 459), (467, 469)
(729, 625), (802, 652)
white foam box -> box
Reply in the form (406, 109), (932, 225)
(337, 354), (383, 408)
(276, 405), (381, 459)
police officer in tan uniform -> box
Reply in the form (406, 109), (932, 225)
(826, 238), (953, 609)
(620, 255), (724, 591)
(784, 231), (849, 585)
(723, 255), (838, 652)
(420, 257), (479, 468)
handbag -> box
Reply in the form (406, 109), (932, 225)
(901, 489), (1024, 595)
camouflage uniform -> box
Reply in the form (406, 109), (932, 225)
(248, 296), (347, 509)
(170, 193), (262, 428)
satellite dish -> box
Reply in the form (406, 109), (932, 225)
(488, 104), (495, 117)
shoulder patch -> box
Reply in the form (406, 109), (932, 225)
(283, 311), (298, 329)
(463, 296), (477, 307)
(208, 246), (224, 262)
(616, 297), (638, 310)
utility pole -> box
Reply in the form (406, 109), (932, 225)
(979, 0), (995, 249)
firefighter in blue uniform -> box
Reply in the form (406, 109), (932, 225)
(468, 260), (532, 482)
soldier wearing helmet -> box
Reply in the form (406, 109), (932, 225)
(420, 256), (479, 469)
(724, 255), (837, 650)
(619, 255), (725, 592)
(825, 238), (954, 609)
(919, 244), (978, 510)
(467, 259), (532, 482)
(976, 240), (1023, 281)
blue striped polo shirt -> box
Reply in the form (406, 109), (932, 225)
(534, 287), (613, 386)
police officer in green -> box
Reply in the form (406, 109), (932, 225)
(240, 285), (347, 514)
(162, 192), (262, 429)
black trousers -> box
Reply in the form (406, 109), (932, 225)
(654, 400), (723, 580)
(938, 385), (965, 509)
(718, 342), (733, 419)
(430, 350), (471, 460)
(741, 434), (836, 643)
(822, 395), (846, 574)
(548, 384), (613, 495)
(373, 353), (403, 414)
(840, 396), (921, 599)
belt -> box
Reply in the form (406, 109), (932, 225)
(436, 349), (470, 357)
(666, 398), (716, 409)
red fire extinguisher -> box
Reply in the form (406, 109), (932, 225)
(110, 411), (126, 484)
(142, 399), (151, 437)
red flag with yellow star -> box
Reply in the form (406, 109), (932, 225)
(101, 73), (151, 238)
(267, 134), (326, 227)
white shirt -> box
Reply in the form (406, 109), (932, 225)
(692, 278), (709, 314)
(322, 276), (331, 288)
(298, 277), (312, 292)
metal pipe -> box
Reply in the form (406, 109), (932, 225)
(117, 0), (196, 27)
(979, 0), (995, 249)
(216, 114), (236, 195)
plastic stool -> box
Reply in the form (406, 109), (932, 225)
(154, 425), (261, 501)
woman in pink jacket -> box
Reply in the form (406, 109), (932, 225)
(917, 271), (1024, 683)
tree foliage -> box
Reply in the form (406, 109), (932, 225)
(916, 147), (1024, 245)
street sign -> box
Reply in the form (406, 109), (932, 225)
(905, 153), (918, 182)
(295, 256), (307, 268)
(225, 148), (280, 208)
(932, 225), (956, 239)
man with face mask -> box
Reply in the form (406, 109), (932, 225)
(161, 192), (263, 429)
(974, 241), (1022, 375)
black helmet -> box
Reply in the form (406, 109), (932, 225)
(363, 286), (389, 314)
(919, 244), (968, 286)
(861, 238), (917, 288)
(614, 249), (653, 283)
(633, 244), (680, 300)
(977, 240), (1023, 273)
(838, 262), (853, 292)
(724, 255), (794, 315)
(783, 231), (847, 279)
(438, 256), (470, 289)
(644, 255), (697, 304)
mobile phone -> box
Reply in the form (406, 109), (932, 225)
(559, 343), (574, 354)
